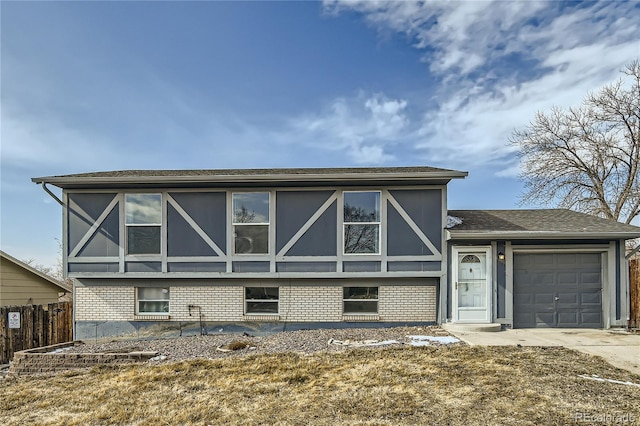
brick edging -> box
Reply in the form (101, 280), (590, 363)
(8, 342), (158, 377)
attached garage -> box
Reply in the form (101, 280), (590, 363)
(513, 252), (602, 328)
(447, 209), (640, 329)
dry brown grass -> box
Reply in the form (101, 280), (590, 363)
(1, 346), (639, 425)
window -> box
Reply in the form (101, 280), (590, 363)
(245, 287), (279, 314)
(125, 194), (162, 255)
(233, 192), (269, 254)
(343, 286), (378, 314)
(137, 287), (169, 314)
(343, 191), (380, 254)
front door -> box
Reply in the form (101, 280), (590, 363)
(453, 247), (492, 323)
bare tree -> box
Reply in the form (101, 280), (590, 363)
(22, 238), (72, 286)
(509, 61), (640, 225)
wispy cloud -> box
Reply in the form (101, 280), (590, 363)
(289, 93), (411, 164)
(324, 0), (640, 173)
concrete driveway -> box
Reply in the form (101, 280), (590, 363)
(445, 328), (640, 375)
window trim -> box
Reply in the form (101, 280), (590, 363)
(232, 192), (271, 255)
(342, 190), (382, 256)
(136, 287), (170, 315)
(244, 286), (279, 315)
(342, 286), (379, 315)
(124, 193), (162, 256)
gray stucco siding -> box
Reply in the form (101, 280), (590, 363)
(68, 193), (118, 256)
(284, 202), (337, 256)
(275, 190), (335, 253)
(167, 204), (218, 257)
(388, 189), (442, 252)
(169, 192), (226, 254)
(77, 207), (119, 257)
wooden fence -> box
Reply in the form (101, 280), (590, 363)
(0, 302), (73, 364)
(630, 259), (640, 329)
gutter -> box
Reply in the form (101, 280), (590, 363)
(446, 230), (640, 241)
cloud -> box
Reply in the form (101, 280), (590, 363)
(324, 0), (640, 174)
(289, 93), (410, 164)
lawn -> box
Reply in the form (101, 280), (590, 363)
(1, 345), (639, 425)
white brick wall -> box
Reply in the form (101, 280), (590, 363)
(379, 285), (436, 321)
(170, 286), (243, 321)
(279, 286), (342, 322)
(75, 286), (135, 321)
(75, 283), (437, 323)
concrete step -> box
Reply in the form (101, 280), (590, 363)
(442, 323), (502, 333)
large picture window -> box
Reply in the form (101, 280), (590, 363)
(343, 286), (379, 314)
(245, 287), (279, 314)
(137, 287), (170, 314)
(125, 194), (162, 255)
(343, 191), (380, 254)
(233, 192), (270, 254)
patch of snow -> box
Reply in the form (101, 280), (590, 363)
(406, 335), (460, 345)
(446, 215), (463, 229)
(578, 374), (640, 388)
(328, 338), (399, 347)
(48, 347), (72, 354)
(149, 355), (167, 362)
(408, 341), (432, 347)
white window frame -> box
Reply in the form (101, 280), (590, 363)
(244, 286), (279, 315)
(125, 193), (162, 256)
(232, 192), (271, 255)
(343, 191), (381, 255)
(136, 287), (170, 315)
(343, 286), (379, 314)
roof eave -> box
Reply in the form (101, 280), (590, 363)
(32, 171), (468, 188)
(446, 231), (640, 241)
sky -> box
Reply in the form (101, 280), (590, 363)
(1, 0), (639, 269)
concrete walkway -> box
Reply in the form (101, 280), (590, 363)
(445, 328), (640, 375)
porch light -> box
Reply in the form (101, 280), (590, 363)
(497, 252), (505, 261)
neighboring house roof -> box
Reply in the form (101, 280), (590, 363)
(32, 166), (468, 189)
(0, 250), (72, 292)
(446, 209), (640, 240)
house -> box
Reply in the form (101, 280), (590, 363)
(0, 250), (72, 306)
(31, 167), (640, 340)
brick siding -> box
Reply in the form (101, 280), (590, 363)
(75, 283), (437, 323)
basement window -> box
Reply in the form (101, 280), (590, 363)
(343, 286), (379, 314)
(137, 287), (170, 314)
(245, 287), (279, 314)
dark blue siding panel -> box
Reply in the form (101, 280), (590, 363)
(285, 201), (337, 256)
(387, 262), (441, 272)
(67, 193), (117, 255)
(276, 191), (334, 253)
(388, 190), (442, 252)
(387, 203), (435, 256)
(77, 207), (119, 257)
(169, 192), (226, 254)
(167, 204), (217, 257)
(125, 262), (162, 272)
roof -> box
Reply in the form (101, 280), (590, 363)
(0, 251), (72, 292)
(446, 209), (640, 240)
(32, 166), (468, 189)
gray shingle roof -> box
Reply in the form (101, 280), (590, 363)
(32, 166), (468, 188)
(447, 209), (640, 239)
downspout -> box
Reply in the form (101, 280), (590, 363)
(39, 182), (73, 337)
(40, 182), (64, 206)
